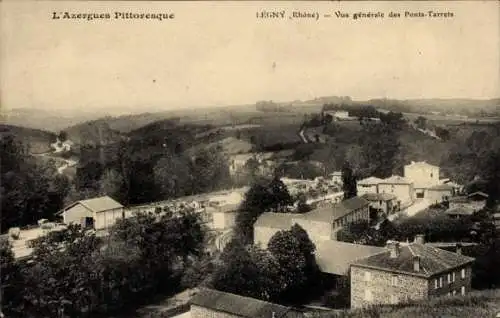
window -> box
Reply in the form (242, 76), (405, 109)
(439, 277), (443, 288)
(390, 295), (399, 304)
(452, 272), (456, 282)
(447, 274), (451, 284)
(391, 275), (398, 287)
(364, 271), (372, 282)
(430, 173), (433, 178)
(434, 279), (438, 289)
(461, 286), (466, 295)
(364, 289), (373, 302)
(453, 290), (457, 296)
(461, 269), (466, 279)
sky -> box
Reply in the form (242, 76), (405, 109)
(1, 1), (499, 113)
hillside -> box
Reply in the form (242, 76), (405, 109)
(63, 119), (125, 146)
(0, 124), (57, 154)
(320, 289), (500, 318)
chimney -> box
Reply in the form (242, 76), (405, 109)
(272, 312), (276, 318)
(413, 256), (420, 272)
(386, 241), (401, 258)
(414, 234), (425, 245)
(456, 243), (462, 255)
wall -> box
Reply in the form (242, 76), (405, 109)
(357, 184), (378, 196)
(63, 204), (93, 225)
(334, 206), (370, 228)
(95, 208), (125, 230)
(254, 226), (283, 248)
(404, 164), (440, 187)
(293, 219), (333, 245)
(351, 266), (429, 309)
(425, 189), (453, 204)
(378, 183), (414, 205)
(427, 265), (473, 298)
(212, 211), (237, 230)
(191, 305), (240, 318)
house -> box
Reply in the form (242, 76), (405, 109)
(57, 196), (125, 231)
(350, 235), (475, 308)
(294, 196), (370, 243)
(448, 194), (486, 211)
(330, 171), (343, 185)
(445, 206), (475, 219)
(333, 110), (351, 120)
(404, 161), (440, 195)
(361, 193), (397, 218)
(190, 288), (303, 318)
(378, 175), (415, 206)
(210, 203), (239, 230)
(356, 177), (383, 196)
(253, 213), (303, 248)
(467, 191), (489, 202)
(424, 184), (455, 204)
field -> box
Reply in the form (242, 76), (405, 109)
(320, 289), (500, 318)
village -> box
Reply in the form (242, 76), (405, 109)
(4, 157), (497, 317)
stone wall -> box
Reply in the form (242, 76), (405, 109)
(350, 266), (428, 309)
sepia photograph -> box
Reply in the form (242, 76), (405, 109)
(0, 0), (499, 317)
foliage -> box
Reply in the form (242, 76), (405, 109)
(414, 116), (427, 130)
(0, 238), (24, 316)
(235, 177), (293, 243)
(1, 135), (68, 232)
(211, 224), (319, 305)
(341, 162), (357, 199)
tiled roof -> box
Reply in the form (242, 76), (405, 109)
(316, 241), (386, 275)
(405, 161), (439, 169)
(301, 197), (369, 223)
(59, 196), (123, 215)
(445, 207), (475, 216)
(467, 191), (489, 199)
(254, 213), (302, 229)
(428, 184), (454, 191)
(352, 243), (475, 278)
(380, 175), (413, 185)
(357, 177), (383, 185)
(362, 193), (397, 201)
(190, 288), (303, 318)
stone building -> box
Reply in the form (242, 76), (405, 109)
(404, 161), (440, 197)
(424, 184), (454, 204)
(356, 177), (383, 196)
(190, 288), (303, 318)
(361, 193), (397, 218)
(350, 235), (475, 308)
(378, 175), (415, 206)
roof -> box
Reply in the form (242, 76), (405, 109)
(330, 171), (342, 177)
(405, 161), (439, 169)
(254, 213), (302, 230)
(379, 175), (413, 185)
(357, 176), (383, 185)
(302, 197), (369, 223)
(351, 243), (475, 278)
(428, 184), (454, 191)
(59, 196), (123, 214)
(316, 241), (386, 275)
(362, 193), (397, 201)
(190, 288), (303, 318)
(445, 207), (475, 216)
(467, 191), (489, 199)
(216, 203), (240, 213)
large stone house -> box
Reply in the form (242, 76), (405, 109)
(253, 197), (370, 247)
(361, 193), (397, 218)
(350, 236), (475, 308)
(404, 161), (440, 197)
(190, 288), (303, 318)
(378, 175), (415, 206)
(424, 184), (455, 204)
(57, 196), (125, 231)
(356, 177), (383, 196)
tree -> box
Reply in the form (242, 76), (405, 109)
(153, 154), (192, 199)
(414, 116), (427, 130)
(296, 193), (311, 213)
(99, 169), (125, 201)
(341, 162), (357, 199)
(267, 224), (319, 304)
(1, 238), (24, 316)
(58, 131), (68, 141)
(359, 124), (401, 178)
(235, 178), (293, 244)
